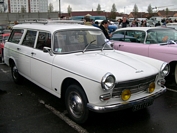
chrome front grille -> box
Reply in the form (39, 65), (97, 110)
(112, 74), (157, 98)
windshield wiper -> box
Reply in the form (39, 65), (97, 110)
(83, 40), (96, 53)
(101, 40), (111, 51)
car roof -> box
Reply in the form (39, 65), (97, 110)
(114, 27), (170, 32)
(13, 20), (100, 33)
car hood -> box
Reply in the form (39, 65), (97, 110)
(55, 50), (158, 82)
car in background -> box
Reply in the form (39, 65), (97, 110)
(0, 25), (8, 34)
(70, 16), (106, 21)
(166, 23), (177, 30)
(4, 19), (169, 124)
(0, 32), (10, 62)
(111, 27), (177, 84)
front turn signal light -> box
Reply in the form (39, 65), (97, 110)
(121, 89), (131, 101)
(148, 82), (155, 93)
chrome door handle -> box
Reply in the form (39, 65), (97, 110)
(31, 52), (36, 55)
(119, 44), (123, 47)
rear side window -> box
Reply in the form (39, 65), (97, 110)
(22, 30), (37, 48)
(8, 29), (23, 44)
(125, 30), (145, 43)
(111, 31), (125, 41)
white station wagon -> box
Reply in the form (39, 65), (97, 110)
(4, 19), (169, 124)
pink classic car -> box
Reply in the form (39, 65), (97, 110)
(111, 27), (177, 84)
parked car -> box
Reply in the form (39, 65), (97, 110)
(0, 25), (7, 34)
(4, 20), (169, 124)
(0, 33), (10, 62)
(166, 23), (177, 30)
(111, 27), (177, 84)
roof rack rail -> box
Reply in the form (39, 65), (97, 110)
(17, 18), (84, 25)
(18, 18), (48, 24)
(48, 19), (84, 24)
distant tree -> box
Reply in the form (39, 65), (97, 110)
(21, 5), (26, 13)
(48, 3), (54, 12)
(147, 4), (153, 18)
(147, 4), (153, 14)
(96, 4), (101, 14)
(133, 4), (138, 18)
(110, 3), (117, 19)
(166, 8), (169, 17)
(67, 5), (72, 16)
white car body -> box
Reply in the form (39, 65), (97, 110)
(4, 20), (168, 123)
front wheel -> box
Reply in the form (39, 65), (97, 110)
(11, 62), (22, 84)
(65, 85), (89, 124)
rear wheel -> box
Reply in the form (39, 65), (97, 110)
(11, 62), (22, 84)
(0, 48), (4, 63)
(65, 85), (89, 124)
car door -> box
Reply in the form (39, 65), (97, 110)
(30, 31), (54, 90)
(112, 30), (149, 57)
(18, 30), (37, 79)
(6, 29), (24, 73)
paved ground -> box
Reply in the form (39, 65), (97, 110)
(0, 63), (177, 133)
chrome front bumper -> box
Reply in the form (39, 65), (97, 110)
(87, 87), (166, 113)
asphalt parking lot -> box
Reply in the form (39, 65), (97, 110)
(0, 63), (177, 133)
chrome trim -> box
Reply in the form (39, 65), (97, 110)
(160, 63), (170, 77)
(101, 72), (115, 91)
(100, 93), (111, 101)
(87, 87), (166, 113)
(157, 79), (166, 86)
(112, 74), (157, 98)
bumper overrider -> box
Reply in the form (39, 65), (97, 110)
(87, 87), (166, 113)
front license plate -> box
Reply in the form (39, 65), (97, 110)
(132, 100), (153, 112)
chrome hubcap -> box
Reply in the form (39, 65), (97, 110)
(13, 66), (18, 80)
(68, 92), (83, 118)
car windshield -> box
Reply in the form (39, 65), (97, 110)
(146, 29), (177, 44)
(54, 29), (112, 53)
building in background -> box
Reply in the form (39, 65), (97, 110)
(5, 0), (48, 13)
(30, 0), (48, 12)
(0, 0), (7, 12)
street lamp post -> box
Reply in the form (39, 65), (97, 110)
(59, 0), (61, 17)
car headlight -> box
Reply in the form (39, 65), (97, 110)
(160, 63), (170, 77)
(101, 73), (115, 91)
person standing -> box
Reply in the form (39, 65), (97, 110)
(131, 20), (137, 27)
(121, 17), (129, 28)
(141, 20), (147, 27)
(99, 20), (111, 40)
(155, 21), (161, 27)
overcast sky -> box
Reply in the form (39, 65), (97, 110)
(49, 0), (177, 14)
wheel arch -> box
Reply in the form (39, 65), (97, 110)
(168, 61), (177, 75)
(9, 58), (15, 67)
(60, 77), (89, 103)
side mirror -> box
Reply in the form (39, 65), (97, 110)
(43, 47), (53, 56)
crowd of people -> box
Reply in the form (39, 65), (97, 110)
(117, 17), (148, 28)
(63, 15), (177, 41)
